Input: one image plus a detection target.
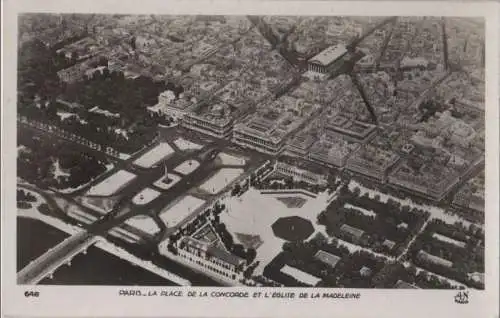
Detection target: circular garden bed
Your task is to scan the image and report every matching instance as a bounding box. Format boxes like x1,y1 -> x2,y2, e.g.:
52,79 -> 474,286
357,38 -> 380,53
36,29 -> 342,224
272,216 -> 314,242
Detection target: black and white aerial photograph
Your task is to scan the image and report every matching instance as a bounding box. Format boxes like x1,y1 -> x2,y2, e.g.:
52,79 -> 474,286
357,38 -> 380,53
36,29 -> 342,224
16,14 -> 486,290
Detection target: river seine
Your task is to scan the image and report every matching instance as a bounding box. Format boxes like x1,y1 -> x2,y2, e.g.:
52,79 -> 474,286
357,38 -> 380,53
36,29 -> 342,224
17,218 -> 219,286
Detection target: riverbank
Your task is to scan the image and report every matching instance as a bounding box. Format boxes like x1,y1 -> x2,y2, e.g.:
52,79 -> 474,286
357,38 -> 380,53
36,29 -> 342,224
17,187 -> 189,286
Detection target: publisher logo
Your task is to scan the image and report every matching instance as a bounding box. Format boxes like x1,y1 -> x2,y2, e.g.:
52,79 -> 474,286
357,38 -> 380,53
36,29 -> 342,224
454,291 -> 469,304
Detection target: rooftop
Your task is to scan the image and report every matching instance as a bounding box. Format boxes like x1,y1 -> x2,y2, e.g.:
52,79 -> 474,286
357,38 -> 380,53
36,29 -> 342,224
207,245 -> 245,267
340,224 -> 365,239
190,101 -> 235,125
325,115 -> 377,140
310,138 -> 360,160
181,236 -> 245,267
309,44 -> 347,66
417,250 -> 453,268
359,266 -> 372,276
394,280 -> 420,289
287,133 -> 317,151
276,155 -> 329,176
235,95 -> 319,142
348,144 -> 400,168
280,265 -> 321,286
181,236 -> 209,252
382,239 -> 396,250
314,250 -> 341,268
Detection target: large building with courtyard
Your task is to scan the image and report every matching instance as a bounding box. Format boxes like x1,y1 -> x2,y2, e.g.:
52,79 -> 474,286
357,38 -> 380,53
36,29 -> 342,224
346,145 -> 401,182
182,102 -> 235,139
323,115 -> 377,144
388,161 -> 461,201
232,116 -> 288,155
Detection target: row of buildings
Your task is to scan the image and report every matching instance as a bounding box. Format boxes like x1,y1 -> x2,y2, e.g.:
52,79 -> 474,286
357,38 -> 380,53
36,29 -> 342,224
150,81 -> 478,203
49,16 -> 483,205
273,160 -> 328,186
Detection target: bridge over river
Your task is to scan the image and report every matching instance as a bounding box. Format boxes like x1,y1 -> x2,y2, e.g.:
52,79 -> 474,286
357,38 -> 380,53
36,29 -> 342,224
17,232 -> 99,285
